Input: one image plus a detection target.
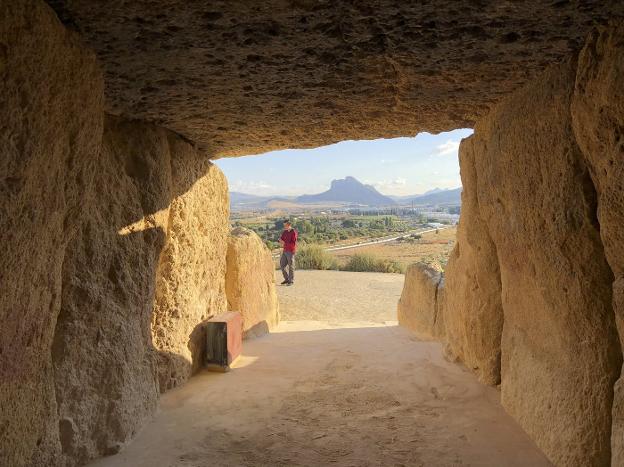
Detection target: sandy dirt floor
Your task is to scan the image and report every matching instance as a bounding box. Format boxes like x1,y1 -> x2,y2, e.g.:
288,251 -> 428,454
91,271 -> 550,467
277,270 -> 404,322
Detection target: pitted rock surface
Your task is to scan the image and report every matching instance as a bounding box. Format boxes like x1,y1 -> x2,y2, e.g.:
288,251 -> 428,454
397,262 -> 445,340
468,59 -> 621,466
47,0 -> 624,156
225,227 -> 280,338
572,21 -> 624,465
443,135 -> 503,387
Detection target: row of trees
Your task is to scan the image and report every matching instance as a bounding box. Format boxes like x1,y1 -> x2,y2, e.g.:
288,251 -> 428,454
244,215 -> 409,250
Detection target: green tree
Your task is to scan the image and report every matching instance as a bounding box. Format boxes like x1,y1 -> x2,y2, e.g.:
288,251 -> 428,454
302,220 -> 314,234
383,216 -> 394,227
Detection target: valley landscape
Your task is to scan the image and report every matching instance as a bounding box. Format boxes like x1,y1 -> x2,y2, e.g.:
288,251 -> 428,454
230,176 -> 461,272
230,175 -> 462,212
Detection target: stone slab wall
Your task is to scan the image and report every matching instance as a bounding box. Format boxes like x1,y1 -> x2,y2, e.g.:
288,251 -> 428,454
397,262 -> 445,340
52,115 -> 224,465
571,21 -> 624,466
0,2 -> 104,465
152,137 -> 229,392
52,117 -> 229,466
401,24 -> 624,465
51,117 -> 169,464
0,3 -> 230,465
442,137 -> 503,386
225,227 -> 280,339
471,58 -> 621,466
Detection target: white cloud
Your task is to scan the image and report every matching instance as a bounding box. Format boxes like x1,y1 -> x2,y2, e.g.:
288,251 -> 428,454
228,179 -> 327,197
368,177 -> 409,195
229,180 -> 275,194
433,139 -> 461,157
435,177 -> 463,189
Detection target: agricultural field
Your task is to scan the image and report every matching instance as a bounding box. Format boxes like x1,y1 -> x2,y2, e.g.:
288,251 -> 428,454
232,208 -> 457,252
330,227 -> 457,271
234,206 -> 459,273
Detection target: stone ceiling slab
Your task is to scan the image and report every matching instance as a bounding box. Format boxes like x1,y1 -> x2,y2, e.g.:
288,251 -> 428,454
47,0 -> 624,156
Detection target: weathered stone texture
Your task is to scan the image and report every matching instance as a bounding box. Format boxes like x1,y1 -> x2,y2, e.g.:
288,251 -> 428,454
4,2 -> 624,466
442,137 -> 503,386
0,2 -> 104,465
572,21 -> 624,466
46,0 -> 624,156
0,3 -> 231,464
397,262 -> 445,340
471,59 -> 621,466
151,147 -> 229,392
225,227 -> 280,339
52,117 -> 229,464
51,117 -> 173,465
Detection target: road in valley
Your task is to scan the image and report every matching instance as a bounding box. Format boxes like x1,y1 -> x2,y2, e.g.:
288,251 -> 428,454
324,226 -> 449,252
271,226 -> 450,258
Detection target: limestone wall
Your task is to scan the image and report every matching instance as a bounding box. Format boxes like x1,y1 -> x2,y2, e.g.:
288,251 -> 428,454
0,2 -> 104,465
151,137 -> 229,392
400,22 -> 624,465
51,117 -> 168,465
443,137 -> 503,386
399,139 -> 503,386
225,227 -> 280,338
51,116 -> 229,464
397,263 -> 445,340
0,3 -> 230,465
471,58 -> 621,466
571,21 -> 624,465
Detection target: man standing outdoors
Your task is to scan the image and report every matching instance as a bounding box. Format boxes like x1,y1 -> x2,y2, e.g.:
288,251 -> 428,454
279,219 -> 298,286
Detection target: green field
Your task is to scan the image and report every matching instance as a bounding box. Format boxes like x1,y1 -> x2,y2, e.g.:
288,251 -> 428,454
232,210 -> 456,253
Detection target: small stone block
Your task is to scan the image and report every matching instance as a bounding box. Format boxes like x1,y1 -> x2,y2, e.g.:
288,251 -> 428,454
205,311 -> 243,371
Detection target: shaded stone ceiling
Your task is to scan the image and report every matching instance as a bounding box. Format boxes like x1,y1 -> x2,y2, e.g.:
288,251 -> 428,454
47,0 -> 623,157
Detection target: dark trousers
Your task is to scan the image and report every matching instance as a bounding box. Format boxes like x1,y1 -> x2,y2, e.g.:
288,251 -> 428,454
280,251 -> 295,282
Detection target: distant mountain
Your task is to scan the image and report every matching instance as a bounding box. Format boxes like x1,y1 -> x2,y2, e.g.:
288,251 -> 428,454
404,187 -> 462,205
296,176 -> 397,206
229,192 -> 297,210
423,187 -> 444,195
388,194 -> 416,202
230,183 -> 460,211
390,187 -> 451,202
229,191 -> 267,204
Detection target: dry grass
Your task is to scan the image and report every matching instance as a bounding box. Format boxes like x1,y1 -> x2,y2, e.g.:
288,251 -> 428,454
331,227 -> 457,270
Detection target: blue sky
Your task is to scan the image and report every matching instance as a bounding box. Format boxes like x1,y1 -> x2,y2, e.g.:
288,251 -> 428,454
214,128 -> 473,197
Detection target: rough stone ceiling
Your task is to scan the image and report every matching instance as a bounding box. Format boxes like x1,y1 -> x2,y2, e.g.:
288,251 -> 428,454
48,0 -> 623,157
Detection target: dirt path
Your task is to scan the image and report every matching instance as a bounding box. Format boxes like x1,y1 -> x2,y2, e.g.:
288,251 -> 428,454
91,271 -> 550,467
277,270 -> 404,322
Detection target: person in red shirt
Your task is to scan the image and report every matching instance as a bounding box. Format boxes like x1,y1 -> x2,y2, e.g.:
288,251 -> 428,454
279,219 -> 298,285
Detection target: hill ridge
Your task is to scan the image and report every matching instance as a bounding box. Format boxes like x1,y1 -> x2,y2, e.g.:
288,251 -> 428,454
296,176 -> 397,206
